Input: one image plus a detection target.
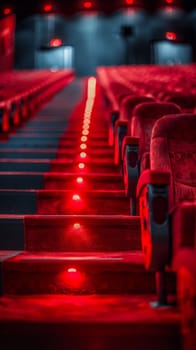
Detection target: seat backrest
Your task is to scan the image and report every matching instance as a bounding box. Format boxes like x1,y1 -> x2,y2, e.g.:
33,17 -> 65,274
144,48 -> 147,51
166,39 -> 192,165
151,113 -> 196,208
120,95 -> 156,125
131,102 -> 181,160
165,93 -> 196,112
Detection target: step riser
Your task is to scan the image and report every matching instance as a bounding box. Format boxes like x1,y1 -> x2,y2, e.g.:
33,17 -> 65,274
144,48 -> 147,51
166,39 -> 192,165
3,140 -> 83,146
7,140 -> 109,148
37,197 -> 129,215
25,216 -> 141,252
0,324 -> 181,350
0,197 -> 129,215
0,162 -> 118,172
0,174 -> 124,190
2,265 -> 156,295
0,144 -> 113,156
0,216 -> 141,251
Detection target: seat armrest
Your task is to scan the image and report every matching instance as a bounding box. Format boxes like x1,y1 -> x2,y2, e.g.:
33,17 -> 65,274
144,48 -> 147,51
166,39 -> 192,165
137,169 -> 171,198
137,169 -> 171,271
122,136 -> 140,214
122,136 -> 139,159
115,119 -> 128,128
114,121 -> 128,166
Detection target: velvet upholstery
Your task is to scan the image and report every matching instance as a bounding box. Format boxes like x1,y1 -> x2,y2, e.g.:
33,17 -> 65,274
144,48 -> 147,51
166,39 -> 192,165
171,202 -> 196,258
164,93 -> 196,112
151,113 -> 196,209
120,95 -> 155,126
130,102 -> 181,168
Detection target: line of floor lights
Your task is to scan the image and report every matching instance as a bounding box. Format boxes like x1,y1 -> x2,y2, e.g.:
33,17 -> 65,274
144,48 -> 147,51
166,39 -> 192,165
67,77 -> 97,278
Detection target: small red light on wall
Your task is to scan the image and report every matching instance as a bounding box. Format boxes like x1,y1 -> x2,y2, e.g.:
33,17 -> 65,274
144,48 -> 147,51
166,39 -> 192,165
165,31 -> 177,40
125,0 -> 134,5
3,7 -> 11,15
50,38 -> 62,47
166,0 -> 173,4
43,3 -> 53,12
83,1 -> 93,9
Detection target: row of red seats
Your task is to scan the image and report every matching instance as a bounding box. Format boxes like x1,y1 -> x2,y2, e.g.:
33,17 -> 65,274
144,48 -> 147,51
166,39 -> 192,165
0,69 -> 74,133
97,65 -> 196,335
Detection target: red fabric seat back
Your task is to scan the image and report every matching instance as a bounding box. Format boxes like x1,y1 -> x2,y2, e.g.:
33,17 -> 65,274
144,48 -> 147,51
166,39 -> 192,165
151,113 -> 196,208
131,102 -> 181,161
164,93 -> 196,112
120,95 -> 156,124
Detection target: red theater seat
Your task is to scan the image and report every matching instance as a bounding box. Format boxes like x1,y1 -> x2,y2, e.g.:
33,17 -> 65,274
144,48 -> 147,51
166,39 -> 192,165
114,95 -> 155,166
0,70 -> 74,133
122,102 -> 181,214
137,113 -> 196,306
0,102 -> 9,132
164,93 -> 196,113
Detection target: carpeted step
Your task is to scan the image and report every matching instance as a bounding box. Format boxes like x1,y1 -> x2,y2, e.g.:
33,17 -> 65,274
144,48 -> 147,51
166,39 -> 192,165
0,172 -> 124,190
0,189 -> 129,215
2,129 -> 108,139
0,294 -> 181,350
0,158 -> 119,173
0,214 -> 141,251
1,251 -> 173,295
9,135 -> 109,148
0,148 -> 114,162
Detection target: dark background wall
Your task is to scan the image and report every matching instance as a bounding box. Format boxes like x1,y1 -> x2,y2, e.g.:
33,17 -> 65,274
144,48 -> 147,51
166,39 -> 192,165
14,8 -> 196,76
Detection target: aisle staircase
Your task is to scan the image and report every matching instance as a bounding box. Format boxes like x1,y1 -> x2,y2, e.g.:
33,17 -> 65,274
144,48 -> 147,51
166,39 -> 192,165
0,78 -> 181,350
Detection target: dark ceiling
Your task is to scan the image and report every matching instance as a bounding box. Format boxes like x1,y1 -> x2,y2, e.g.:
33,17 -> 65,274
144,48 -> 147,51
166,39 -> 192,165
0,0 -> 195,19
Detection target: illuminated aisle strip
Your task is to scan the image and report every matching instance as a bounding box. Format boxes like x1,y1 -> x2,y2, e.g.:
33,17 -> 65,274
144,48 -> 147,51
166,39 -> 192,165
66,77 -> 97,278
75,76 -> 96,183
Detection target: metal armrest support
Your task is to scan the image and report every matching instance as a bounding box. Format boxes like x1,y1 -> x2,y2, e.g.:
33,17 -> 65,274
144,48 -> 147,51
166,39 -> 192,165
137,169 -> 171,270
114,120 -> 128,167
122,136 -> 139,215
108,110 -> 119,146
137,170 -> 171,306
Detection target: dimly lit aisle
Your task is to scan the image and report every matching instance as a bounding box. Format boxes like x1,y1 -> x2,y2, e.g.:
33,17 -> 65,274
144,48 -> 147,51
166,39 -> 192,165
0,77 -> 181,350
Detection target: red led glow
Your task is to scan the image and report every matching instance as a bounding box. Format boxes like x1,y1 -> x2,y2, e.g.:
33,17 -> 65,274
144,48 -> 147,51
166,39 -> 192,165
80,143 -> 87,150
43,4 -> 53,12
80,152 -> 87,159
81,136 -> 87,142
166,0 -> 173,4
72,194 -> 81,201
50,38 -> 62,47
58,268 -> 86,289
78,163 -> 85,169
73,223 -> 81,229
165,31 -> 177,40
82,130 -> 89,135
83,1 -> 93,9
125,0 -> 134,5
83,124 -> 90,130
68,268 -> 77,273
3,7 -> 11,15
76,177 -> 84,184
